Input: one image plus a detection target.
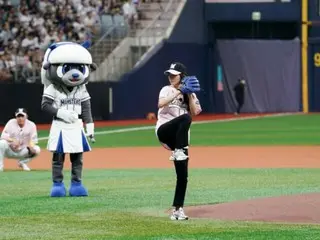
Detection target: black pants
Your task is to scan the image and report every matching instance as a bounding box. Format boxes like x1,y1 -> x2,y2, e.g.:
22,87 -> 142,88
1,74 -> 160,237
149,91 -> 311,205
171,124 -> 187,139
52,152 -> 83,183
157,114 -> 191,208
236,97 -> 244,114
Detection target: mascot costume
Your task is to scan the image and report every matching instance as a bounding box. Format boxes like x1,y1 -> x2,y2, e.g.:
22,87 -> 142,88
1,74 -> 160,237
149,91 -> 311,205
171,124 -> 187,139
41,41 -> 97,197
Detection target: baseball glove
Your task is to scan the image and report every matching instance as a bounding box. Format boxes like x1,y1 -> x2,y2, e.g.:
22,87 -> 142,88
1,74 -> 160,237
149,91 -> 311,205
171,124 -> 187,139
179,76 -> 201,94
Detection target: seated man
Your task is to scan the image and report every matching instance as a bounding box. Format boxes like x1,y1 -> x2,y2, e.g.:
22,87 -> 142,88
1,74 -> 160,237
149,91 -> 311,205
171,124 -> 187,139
0,108 -> 41,171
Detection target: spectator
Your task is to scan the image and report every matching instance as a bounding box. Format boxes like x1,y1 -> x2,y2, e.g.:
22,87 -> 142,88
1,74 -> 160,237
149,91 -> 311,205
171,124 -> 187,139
21,32 -> 38,49
31,12 -> 45,28
83,11 -> 99,34
78,27 -> 86,41
122,0 -> 137,27
56,11 -> 70,28
31,46 -> 43,70
0,23 -> 13,45
73,14 -> 85,31
23,48 -> 33,69
14,48 -> 26,67
3,52 -> 17,74
11,22 -> 21,37
0,51 -> 13,81
0,0 -> 143,82
56,29 -> 66,41
82,0 -> 95,15
37,34 -> 49,49
106,0 -> 121,15
19,7 -> 32,27
39,0 -> 49,12
43,30 -> 59,47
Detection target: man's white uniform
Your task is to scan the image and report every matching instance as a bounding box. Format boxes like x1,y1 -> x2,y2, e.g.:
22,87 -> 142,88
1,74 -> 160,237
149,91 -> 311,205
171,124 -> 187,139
43,84 -> 91,153
0,112 -> 40,171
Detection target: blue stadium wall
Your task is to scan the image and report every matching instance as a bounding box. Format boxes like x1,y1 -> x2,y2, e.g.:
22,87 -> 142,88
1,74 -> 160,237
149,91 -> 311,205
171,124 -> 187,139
206,0 -> 320,113
111,0 -> 210,120
111,0 -> 320,120
308,0 -> 320,112
3,0 -> 320,124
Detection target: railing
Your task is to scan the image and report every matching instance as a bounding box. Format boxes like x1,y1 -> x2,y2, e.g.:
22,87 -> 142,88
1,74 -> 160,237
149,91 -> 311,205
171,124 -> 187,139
89,26 -> 117,66
135,0 -> 175,57
1,64 -> 42,84
101,0 -> 177,81
89,20 -> 131,67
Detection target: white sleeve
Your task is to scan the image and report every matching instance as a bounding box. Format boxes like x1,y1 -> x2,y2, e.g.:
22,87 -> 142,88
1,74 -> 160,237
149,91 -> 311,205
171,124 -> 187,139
30,122 -> 38,144
81,85 -> 91,102
159,86 -> 171,99
0,121 -> 11,140
43,84 -> 56,100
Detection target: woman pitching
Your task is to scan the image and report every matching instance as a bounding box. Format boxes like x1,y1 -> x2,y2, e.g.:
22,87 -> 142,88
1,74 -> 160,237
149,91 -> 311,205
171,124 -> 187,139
155,62 -> 202,220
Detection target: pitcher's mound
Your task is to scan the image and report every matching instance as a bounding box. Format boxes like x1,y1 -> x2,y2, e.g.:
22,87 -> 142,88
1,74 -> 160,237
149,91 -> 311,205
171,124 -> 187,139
185,193 -> 320,224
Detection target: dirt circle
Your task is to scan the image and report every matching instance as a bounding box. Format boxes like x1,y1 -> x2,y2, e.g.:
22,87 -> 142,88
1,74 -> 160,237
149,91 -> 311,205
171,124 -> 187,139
185,193 -> 320,224
3,145 -> 320,224
3,146 -> 320,170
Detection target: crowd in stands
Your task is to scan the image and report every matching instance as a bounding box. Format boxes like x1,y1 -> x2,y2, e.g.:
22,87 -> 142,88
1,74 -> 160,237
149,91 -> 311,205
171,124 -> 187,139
0,0 -> 149,82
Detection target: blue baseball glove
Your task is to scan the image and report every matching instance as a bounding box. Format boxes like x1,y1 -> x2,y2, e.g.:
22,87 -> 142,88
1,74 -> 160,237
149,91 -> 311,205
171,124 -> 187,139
179,76 -> 201,94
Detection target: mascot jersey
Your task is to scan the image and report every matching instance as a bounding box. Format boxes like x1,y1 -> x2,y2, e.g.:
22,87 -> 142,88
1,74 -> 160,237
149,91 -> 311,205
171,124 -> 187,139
43,84 -> 91,153
43,84 -> 90,116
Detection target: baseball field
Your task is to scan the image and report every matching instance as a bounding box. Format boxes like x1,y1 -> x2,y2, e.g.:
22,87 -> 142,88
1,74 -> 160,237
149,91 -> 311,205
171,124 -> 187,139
1,113 -> 320,239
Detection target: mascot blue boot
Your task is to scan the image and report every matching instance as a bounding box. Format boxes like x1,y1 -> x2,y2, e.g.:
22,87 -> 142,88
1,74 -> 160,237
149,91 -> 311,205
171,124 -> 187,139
69,181 -> 88,197
40,41 -> 96,198
68,153 -> 88,197
50,182 -> 66,197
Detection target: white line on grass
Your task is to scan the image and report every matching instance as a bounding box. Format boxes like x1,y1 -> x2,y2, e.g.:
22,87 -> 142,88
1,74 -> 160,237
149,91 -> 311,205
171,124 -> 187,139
38,112 -> 301,141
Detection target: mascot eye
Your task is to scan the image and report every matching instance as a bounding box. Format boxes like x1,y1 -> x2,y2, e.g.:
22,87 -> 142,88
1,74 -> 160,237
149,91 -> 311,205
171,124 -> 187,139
77,64 -> 85,74
62,64 -> 71,74
62,64 -> 86,74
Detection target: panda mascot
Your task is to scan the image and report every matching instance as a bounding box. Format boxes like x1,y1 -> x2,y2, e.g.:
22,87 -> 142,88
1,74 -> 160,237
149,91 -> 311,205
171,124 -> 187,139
41,41 -> 97,197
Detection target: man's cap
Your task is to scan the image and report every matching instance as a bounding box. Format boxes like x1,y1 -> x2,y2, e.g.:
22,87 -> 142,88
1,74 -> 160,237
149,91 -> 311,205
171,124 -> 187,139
164,62 -> 187,76
15,108 -> 27,117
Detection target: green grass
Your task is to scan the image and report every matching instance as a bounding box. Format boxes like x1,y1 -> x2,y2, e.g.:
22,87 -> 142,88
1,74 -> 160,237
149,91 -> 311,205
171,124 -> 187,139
1,169 -> 320,239
2,114 -> 320,239
37,114 -> 320,148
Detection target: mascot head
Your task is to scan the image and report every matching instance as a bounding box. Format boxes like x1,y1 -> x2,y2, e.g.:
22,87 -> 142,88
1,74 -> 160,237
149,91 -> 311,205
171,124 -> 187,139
41,41 -> 97,88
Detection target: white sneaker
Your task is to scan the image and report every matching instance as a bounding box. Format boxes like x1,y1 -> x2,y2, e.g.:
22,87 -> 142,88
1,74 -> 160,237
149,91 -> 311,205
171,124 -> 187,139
170,207 -> 189,220
18,162 -> 31,171
169,151 -> 175,161
173,149 -> 188,161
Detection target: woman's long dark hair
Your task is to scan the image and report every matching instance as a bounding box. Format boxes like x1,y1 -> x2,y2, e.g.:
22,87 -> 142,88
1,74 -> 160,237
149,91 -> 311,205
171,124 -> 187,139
179,73 -> 190,112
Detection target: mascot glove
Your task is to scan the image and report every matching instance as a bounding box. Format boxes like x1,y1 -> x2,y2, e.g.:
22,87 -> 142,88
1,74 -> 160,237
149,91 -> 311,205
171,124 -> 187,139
86,123 -> 95,143
86,123 -> 94,136
56,109 -> 78,123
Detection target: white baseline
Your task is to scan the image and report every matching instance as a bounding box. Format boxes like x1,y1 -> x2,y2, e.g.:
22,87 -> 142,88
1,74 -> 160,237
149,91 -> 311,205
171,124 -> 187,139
38,112 -> 300,141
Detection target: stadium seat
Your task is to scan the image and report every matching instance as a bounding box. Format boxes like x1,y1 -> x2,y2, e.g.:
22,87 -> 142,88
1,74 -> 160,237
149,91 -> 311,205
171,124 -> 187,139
113,14 -> 126,26
101,14 -> 114,34
113,15 -> 128,38
10,0 -> 19,6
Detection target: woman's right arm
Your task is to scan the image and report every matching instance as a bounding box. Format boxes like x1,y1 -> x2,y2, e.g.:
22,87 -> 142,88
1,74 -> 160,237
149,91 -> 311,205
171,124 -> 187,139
158,88 -> 181,108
